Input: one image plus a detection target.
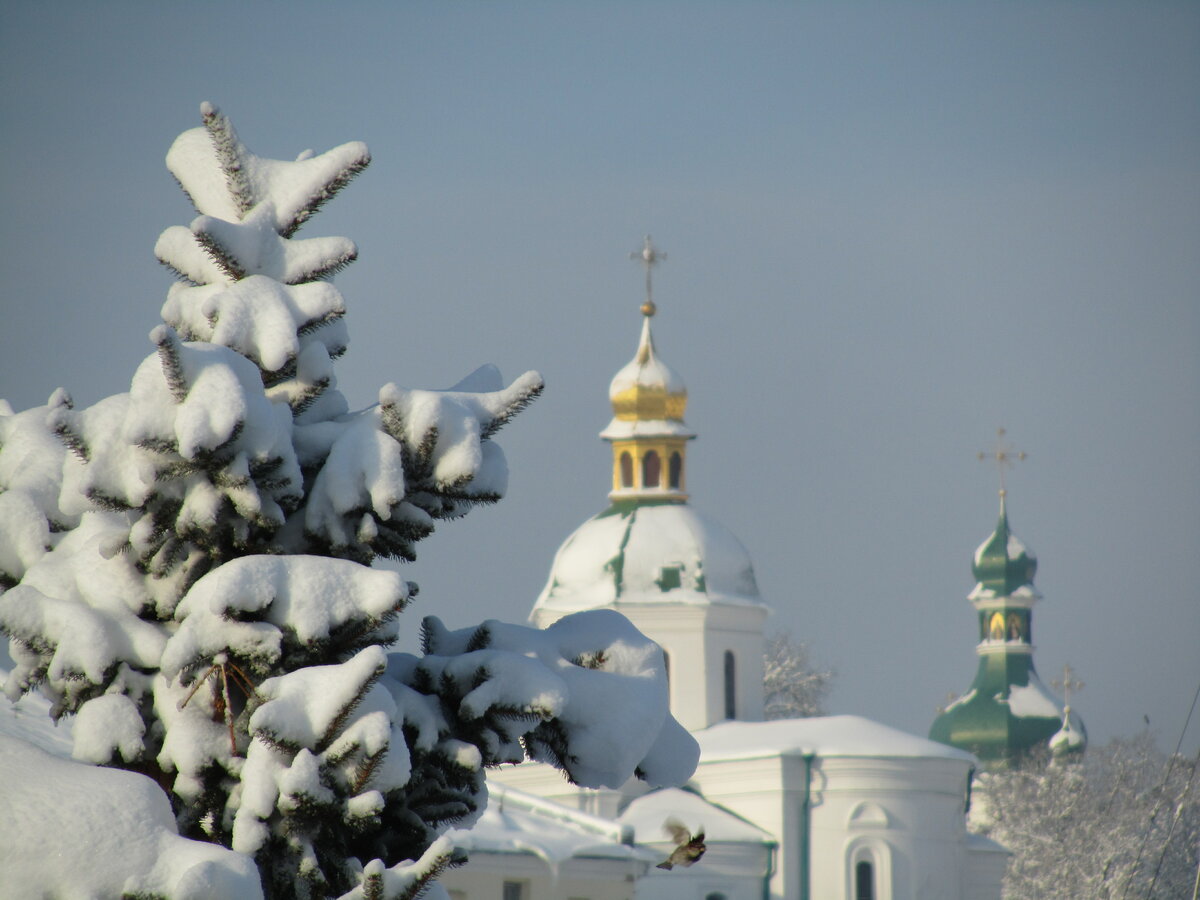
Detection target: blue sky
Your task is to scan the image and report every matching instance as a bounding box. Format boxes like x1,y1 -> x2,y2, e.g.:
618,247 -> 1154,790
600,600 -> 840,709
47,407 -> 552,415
2,1 -> 1198,754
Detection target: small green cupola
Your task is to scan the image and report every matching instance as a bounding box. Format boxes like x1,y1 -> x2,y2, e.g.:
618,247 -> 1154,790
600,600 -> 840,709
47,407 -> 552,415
971,491 -> 1038,597
930,442 -> 1086,767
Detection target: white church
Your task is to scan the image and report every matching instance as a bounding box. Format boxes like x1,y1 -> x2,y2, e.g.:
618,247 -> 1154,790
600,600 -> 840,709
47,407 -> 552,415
438,239 -> 1009,900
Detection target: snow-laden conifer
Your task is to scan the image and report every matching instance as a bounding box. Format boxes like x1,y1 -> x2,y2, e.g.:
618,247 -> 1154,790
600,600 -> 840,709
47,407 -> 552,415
0,104 -> 697,899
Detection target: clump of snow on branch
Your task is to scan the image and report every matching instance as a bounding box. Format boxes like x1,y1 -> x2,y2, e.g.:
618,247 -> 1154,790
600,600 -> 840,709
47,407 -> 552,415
415,609 -> 698,789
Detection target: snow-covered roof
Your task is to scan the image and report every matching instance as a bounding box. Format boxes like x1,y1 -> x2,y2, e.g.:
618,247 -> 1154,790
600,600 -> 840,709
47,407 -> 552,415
1004,675 -> 1064,719
533,502 -> 765,615
618,788 -> 774,845
1048,712 -> 1086,755
599,418 -> 695,440
446,780 -> 656,866
695,715 -> 977,763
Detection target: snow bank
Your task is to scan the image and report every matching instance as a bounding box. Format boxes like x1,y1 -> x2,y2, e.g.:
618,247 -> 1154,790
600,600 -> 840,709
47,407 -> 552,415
0,734 -> 262,899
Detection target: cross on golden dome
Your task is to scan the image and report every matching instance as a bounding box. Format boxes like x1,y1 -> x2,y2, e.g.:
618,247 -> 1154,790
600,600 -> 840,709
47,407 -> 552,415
631,235 -> 666,317
978,427 -> 1027,497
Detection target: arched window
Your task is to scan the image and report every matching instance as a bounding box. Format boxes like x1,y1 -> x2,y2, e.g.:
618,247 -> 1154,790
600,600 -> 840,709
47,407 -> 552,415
619,452 -> 633,488
668,451 -> 682,489
855,861 -> 875,900
846,841 -> 889,900
642,450 -> 661,488
704,894 -> 728,900
723,651 -> 736,719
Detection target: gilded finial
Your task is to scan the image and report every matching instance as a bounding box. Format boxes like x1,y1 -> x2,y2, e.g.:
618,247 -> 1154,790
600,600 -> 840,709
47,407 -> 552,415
631,235 -> 666,317
978,427 -> 1026,497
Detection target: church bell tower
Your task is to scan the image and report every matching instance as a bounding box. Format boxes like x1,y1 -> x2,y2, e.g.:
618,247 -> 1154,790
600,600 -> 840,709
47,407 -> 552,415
530,237 -> 769,731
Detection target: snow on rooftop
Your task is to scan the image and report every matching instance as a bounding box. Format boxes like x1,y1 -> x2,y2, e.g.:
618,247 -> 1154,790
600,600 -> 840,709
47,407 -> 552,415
694,715 -> 976,763
1003,676 -> 1064,720
446,780 -> 655,867
618,787 -> 773,845
968,583 -> 1041,602
535,503 -> 764,615
599,418 -> 695,440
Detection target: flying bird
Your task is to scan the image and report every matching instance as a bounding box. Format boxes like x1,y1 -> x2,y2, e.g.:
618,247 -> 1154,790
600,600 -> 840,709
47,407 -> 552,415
656,817 -> 706,870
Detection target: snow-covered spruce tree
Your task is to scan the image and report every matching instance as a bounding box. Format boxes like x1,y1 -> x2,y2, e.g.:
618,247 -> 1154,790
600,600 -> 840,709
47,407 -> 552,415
0,104 -> 696,900
763,629 -> 833,720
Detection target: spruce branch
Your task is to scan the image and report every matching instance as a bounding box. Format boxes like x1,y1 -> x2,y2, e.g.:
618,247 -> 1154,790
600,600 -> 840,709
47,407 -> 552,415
296,308 -> 346,336
480,377 -> 544,440
288,246 -> 358,285
155,254 -> 202,287
352,747 -> 388,795
465,624 -> 490,653
318,659 -> 386,754
279,152 -> 371,239
287,376 -> 330,416
201,102 -> 255,218
150,326 -> 189,403
193,230 -> 247,281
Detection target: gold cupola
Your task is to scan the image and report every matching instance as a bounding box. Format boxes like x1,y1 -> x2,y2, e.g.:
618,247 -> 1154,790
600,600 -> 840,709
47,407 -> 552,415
600,237 -> 695,501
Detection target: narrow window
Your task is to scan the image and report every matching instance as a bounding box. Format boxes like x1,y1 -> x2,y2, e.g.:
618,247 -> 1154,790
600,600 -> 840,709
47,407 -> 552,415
643,450 -> 661,488
662,650 -> 671,688
705,894 -> 729,900
855,861 -> 874,900
620,451 -> 633,488
502,882 -> 524,900
723,650 -> 736,719
668,451 -> 682,489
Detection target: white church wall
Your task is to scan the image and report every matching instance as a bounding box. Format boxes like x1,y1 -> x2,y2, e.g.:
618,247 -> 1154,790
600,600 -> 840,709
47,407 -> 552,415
609,602 -> 767,730
688,749 -> 984,900
686,754 -> 800,899
809,756 -> 975,900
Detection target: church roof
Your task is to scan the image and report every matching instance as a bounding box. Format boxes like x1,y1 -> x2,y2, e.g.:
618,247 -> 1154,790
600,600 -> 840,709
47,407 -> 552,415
447,780 -> 655,864
618,788 -> 774,845
533,500 -> 764,614
695,715 -> 976,764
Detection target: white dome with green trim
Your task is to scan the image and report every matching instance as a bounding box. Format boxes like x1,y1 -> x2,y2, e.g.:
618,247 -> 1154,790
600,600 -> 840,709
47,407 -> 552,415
533,499 -> 764,615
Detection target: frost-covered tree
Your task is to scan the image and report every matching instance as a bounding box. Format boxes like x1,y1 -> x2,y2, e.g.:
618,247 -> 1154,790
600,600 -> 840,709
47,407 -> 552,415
0,104 -> 696,900
975,734 -> 1199,900
763,630 -> 833,720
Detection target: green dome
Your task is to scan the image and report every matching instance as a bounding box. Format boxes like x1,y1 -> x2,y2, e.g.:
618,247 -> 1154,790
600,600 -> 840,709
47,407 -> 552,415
929,655 -> 1082,768
931,489 -> 1086,766
971,492 -> 1037,597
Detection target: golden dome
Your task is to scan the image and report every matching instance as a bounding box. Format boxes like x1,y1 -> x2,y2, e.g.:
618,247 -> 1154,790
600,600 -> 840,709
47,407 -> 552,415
608,315 -> 688,423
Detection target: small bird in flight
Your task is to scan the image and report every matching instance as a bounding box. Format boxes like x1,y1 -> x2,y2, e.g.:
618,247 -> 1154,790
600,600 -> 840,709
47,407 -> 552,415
656,817 -> 706,870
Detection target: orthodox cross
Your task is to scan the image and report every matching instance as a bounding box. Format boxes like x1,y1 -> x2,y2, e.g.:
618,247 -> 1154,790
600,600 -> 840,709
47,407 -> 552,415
631,235 -> 666,317
978,427 -> 1026,496
1052,664 -> 1084,708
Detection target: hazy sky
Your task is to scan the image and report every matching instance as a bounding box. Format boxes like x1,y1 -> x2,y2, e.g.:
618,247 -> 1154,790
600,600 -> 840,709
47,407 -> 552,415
2,2 -> 1198,755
